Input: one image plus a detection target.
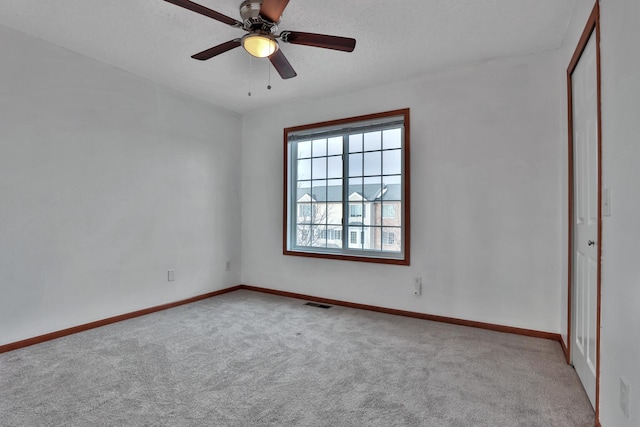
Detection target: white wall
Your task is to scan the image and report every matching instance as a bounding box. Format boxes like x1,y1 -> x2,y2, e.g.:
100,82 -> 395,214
241,50 -> 564,333
0,26 -> 243,346
598,1 -> 640,425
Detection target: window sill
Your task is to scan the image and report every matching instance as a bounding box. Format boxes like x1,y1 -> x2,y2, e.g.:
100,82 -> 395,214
283,247 -> 409,266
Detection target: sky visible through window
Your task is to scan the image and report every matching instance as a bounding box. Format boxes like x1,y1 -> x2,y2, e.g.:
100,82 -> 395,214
296,129 -> 402,187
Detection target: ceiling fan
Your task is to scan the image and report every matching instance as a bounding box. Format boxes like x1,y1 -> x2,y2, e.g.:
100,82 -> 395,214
164,0 -> 357,79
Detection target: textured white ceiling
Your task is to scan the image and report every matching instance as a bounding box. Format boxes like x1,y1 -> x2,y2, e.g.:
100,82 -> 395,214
0,0 -> 576,113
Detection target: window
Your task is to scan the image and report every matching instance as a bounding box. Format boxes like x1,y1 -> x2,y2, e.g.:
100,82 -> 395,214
284,109 -> 410,265
326,229 -> 341,241
349,204 -> 363,218
319,229 -> 342,241
382,231 -> 395,245
299,204 -> 313,218
382,205 -> 396,218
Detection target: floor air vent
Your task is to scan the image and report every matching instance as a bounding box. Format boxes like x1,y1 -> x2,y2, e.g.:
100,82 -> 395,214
304,302 -> 332,309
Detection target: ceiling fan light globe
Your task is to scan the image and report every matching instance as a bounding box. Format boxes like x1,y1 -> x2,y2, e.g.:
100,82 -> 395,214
242,34 -> 278,58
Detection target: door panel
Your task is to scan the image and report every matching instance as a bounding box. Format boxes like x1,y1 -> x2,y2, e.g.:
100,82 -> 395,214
571,31 -> 598,408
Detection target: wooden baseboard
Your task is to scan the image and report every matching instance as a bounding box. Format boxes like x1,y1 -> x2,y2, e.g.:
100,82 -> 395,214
0,285 -> 242,354
2,283 -> 562,354
238,285 -> 561,342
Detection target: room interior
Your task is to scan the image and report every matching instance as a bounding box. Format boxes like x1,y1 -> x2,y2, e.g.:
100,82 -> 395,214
0,1 -> 638,426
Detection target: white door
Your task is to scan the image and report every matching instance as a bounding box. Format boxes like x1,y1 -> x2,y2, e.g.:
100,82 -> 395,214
571,31 -> 598,408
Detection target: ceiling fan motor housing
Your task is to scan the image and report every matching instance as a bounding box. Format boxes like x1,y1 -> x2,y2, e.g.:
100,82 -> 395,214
240,0 -> 278,33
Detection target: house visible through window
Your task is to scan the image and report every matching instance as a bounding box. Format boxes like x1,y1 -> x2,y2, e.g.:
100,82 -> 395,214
298,204 -> 313,218
284,109 -> 410,265
382,231 -> 395,245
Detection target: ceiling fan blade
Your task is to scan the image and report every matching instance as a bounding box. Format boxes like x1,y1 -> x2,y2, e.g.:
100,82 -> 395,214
191,39 -> 242,60
164,0 -> 242,27
281,31 -> 356,52
269,49 -> 297,79
259,0 -> 290,23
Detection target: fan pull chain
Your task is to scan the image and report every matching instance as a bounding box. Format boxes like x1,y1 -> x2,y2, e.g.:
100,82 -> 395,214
248,56 -> 252,97
267,60 -> 272,90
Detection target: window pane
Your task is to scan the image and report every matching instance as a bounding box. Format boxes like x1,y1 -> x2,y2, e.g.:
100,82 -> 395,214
323,179 -> 342,227
383,175 -> 401,186
298,180 -> 312,190
349,203 -> 363,219
348,226 -> 363,249
349,153 -> 363,177
309,178 -> 335,227
296,183 -> 311,203
325,203 -> 342,228
313,225 -> 327,248
348,177 -> 363,204
382,181 -> 401,202
364,131 -> 381,151
361,227 -> 374,250
310,180 -> 327,201
349,230 -> 358,244
297,140 -> 312,158
296,224 -> 312,246
297,202 -> 312,222
349,134 -> 363,153
312,139 -> 326,157
364,151 -> 381,176
326,179 -> 342,202
327,137 -> 342,156
327,156 -> 342,179
368,202 -> 381,228
326,227 -> 342,248
383,149 -> 401,176
382,227 -> 401,252
369,227 -> 382,251
312,157 -> 327,180
383,128 -> 402,149
312,203 -> 326,225
382,202 -> 401,226
362,176 -> 381,225
297,159 -> 311,180
364,175 -> 381,187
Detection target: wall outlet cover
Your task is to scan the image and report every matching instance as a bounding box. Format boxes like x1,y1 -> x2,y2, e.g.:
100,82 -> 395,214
620,376 -> 630,418
413,277 -> 422,296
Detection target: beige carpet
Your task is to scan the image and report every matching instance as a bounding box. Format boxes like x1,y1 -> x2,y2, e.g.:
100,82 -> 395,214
1,289 -> 594,426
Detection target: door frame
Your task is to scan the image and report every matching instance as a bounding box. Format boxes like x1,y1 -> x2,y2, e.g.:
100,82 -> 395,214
566,1 -> 602,424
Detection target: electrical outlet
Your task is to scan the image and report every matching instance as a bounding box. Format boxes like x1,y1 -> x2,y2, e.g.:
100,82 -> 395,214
168,270 -> 175,282
225,261 -> 231,271
413,277 -> 422,296
620,376 -> 630,418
